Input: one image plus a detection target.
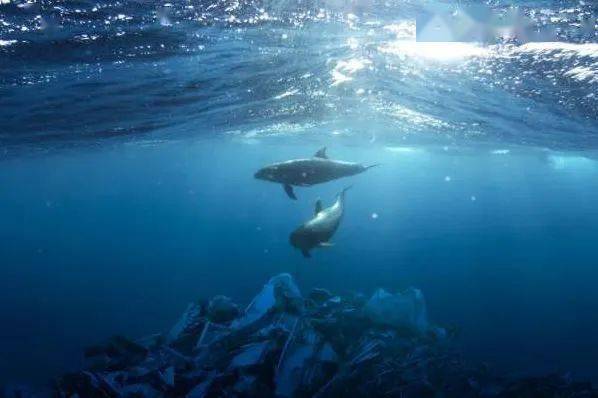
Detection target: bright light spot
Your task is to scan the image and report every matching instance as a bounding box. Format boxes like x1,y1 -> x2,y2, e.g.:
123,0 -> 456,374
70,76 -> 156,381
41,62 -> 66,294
371,213 -> 379,219
0,39 -> 17,47
274,88 -> 299,99
331,70 -> 352,86
564,66 -> 598,84
336,58 -> 371,74
470,196 -> 477,201
383,22 -> 416,39
347,37 -> 359,50
444,176 -> 451,182
512,42 -> 598,59
383,105 -> 449,129
159,14 -> 172,26
548,155 -> 597,171
331,58 -> 371,86
281,33 -> 288,39
379,41 -> 490,62
385,146 -> 424,154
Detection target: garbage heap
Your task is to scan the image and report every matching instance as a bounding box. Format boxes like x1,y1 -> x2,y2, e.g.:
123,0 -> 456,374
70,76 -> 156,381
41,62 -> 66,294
44,274 -> 595,397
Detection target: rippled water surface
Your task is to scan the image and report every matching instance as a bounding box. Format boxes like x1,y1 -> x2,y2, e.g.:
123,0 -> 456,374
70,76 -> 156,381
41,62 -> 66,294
1,0 -> 597,149
1,0 -> 598,390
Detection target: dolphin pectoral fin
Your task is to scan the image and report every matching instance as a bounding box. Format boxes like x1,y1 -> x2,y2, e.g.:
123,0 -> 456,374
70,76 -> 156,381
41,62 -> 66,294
301,249 -> 311,258
283,184 -> 297,200
319,242 -> 334,248
314,199 -> 322,215
314,147 -> 328,159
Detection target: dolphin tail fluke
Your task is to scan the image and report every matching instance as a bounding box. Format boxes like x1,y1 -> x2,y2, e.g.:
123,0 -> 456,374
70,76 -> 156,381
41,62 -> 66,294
283,184 -> 297,200
339,185 -> 352,200
301,249 -> 311,258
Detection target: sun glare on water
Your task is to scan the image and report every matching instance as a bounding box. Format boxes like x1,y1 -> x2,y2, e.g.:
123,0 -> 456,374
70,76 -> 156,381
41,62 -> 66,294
377,20 -> 490,62
380,40 -> 490,62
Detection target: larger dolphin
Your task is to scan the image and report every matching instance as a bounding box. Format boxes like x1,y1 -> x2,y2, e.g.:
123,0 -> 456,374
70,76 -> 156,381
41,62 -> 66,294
254,147 -> 377,199
289,187 -> 350,258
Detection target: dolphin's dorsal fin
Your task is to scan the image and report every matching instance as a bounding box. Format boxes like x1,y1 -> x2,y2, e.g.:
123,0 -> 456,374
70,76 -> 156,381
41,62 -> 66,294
314,199 -> 323,215
314,147 -> 327,159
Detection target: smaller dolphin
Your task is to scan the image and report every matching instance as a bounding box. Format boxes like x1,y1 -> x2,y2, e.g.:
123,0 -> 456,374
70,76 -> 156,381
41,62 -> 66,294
254,147 -> 377,199
290,187 -> 351,258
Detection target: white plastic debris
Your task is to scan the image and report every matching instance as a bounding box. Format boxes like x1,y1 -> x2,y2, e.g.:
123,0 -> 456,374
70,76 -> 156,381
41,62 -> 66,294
275,328 -> 319,397
160,366 -> 175,387
229,341 -> 271,369
195,321 -> 229,349
232,273 -> 301,329
168,301 -> 203,342
364,288 -> 428,333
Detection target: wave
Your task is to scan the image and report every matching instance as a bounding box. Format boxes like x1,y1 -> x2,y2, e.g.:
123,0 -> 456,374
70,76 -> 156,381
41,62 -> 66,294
0,0 -> 597,150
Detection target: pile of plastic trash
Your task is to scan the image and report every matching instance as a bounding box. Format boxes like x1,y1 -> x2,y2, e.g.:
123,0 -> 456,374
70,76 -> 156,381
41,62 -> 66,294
6,274 -> 597,397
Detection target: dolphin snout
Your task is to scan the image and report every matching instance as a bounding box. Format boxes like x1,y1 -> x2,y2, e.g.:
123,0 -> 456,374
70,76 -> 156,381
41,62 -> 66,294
254,169 -> 266,180
255,167 -> 278,182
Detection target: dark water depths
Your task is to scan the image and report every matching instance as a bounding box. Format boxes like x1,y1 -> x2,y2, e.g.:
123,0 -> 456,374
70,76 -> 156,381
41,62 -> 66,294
1,0 -> 598,389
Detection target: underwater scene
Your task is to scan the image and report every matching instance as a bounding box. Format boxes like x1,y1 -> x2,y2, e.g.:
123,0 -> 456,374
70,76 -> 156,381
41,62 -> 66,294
1,0 -> 598,396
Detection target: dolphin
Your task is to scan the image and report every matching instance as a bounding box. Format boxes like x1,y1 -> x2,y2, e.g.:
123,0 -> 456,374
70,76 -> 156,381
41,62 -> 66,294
254,147 -> 377,199
289,187 -> 351,258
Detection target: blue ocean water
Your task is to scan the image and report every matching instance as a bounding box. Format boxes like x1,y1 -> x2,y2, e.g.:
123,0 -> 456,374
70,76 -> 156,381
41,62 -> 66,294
1,0 -> 598,390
